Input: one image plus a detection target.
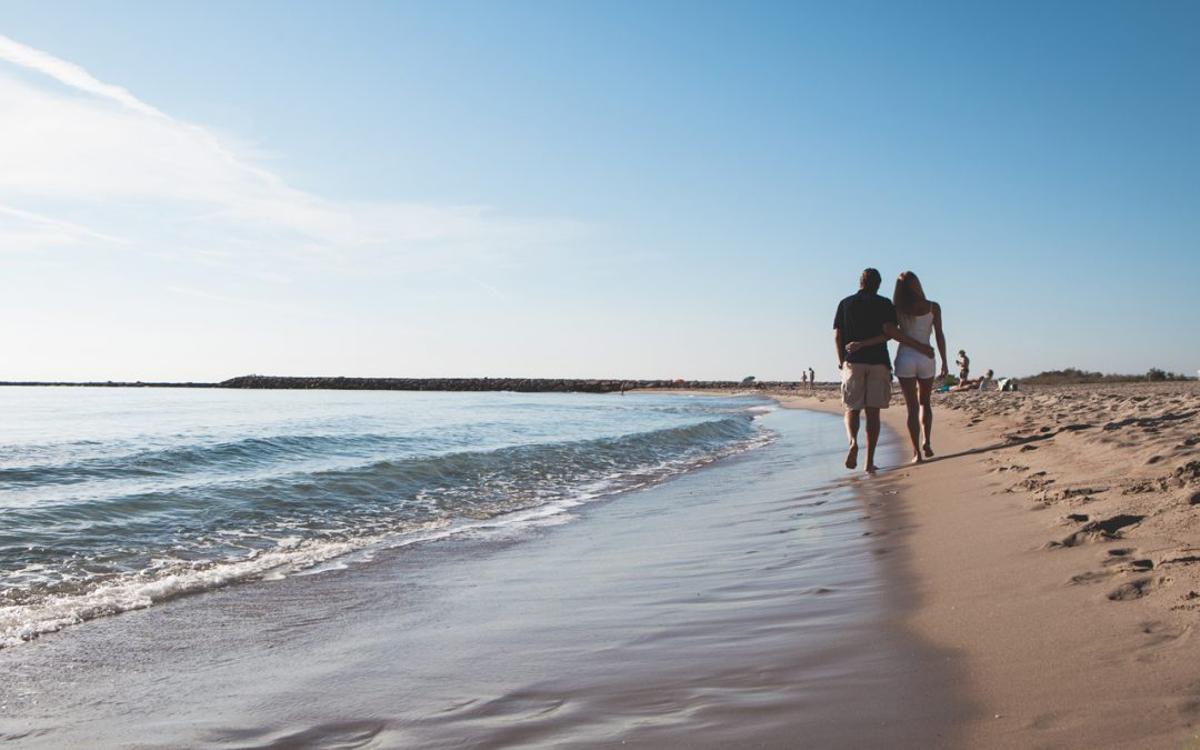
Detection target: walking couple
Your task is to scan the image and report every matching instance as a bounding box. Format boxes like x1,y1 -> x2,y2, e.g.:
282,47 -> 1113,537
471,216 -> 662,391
832,268 -> 947,473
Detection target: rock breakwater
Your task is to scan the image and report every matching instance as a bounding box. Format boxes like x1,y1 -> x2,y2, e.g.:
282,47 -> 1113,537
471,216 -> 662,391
218,376 -> 809,393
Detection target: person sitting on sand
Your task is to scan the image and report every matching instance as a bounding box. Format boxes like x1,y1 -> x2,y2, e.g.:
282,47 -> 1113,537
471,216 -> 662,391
833,268 -> 935,474
956,349 -> 970,382
950,369 -> 995,392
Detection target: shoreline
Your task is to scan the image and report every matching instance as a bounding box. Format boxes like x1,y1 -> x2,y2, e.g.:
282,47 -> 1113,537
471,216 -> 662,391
0,400 -> 963,748
776,382 -> 1200,748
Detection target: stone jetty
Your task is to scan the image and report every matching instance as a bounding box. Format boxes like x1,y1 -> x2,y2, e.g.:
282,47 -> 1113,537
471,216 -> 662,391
2,376 -> 815,393
218,376 -> 806,393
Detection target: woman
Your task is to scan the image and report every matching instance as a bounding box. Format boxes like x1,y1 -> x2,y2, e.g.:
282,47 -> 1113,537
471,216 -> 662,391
845,271 -> 947,462
892,272 -> 947,461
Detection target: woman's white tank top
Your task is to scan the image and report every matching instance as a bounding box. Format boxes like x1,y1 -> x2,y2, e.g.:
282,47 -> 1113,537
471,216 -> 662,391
898,310 -> 934,350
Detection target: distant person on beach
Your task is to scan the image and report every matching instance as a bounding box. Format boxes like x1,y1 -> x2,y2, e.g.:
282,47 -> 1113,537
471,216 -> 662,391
956,350 -> 970,382
801,371 -> 808,388
845,271 -> 946,464
808,367 -> 815,388
833,268 -> 934,473
951,368 -> 995,391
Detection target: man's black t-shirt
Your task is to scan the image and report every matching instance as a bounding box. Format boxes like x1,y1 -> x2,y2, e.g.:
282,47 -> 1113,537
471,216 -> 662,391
833,290 -> 898,367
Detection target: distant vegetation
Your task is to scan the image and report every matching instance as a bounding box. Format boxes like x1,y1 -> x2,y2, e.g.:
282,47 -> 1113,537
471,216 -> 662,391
1023,367 -> 1196,385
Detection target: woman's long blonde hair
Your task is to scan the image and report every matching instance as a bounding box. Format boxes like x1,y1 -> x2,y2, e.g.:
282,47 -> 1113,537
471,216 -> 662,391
893,271 -> 927,316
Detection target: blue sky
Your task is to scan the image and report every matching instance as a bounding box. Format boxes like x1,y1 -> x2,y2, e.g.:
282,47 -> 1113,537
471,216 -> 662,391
1,1 -> 1197,381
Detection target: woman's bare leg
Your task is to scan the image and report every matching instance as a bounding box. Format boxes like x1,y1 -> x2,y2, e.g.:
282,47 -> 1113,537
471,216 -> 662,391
918,377 -> 934,456
898,377 -> 921,463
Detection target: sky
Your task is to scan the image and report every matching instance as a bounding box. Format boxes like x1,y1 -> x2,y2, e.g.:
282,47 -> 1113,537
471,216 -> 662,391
1,1 -> 1197,382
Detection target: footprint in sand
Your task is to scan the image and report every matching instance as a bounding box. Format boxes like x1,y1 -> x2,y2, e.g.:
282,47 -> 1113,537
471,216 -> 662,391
1049,514 -> 1145,548
1108,575 -> 1172,601
1057,486 -> 1107,501
1169,591 -> 1200,613
1132,621 -> 1194,663
1070,569 -> 1115,585
1072,558 -> 1154,586
1160,553 -> 1200,566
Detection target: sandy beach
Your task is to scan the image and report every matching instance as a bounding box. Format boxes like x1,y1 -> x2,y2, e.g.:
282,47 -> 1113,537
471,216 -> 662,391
778,381 -> 1200,748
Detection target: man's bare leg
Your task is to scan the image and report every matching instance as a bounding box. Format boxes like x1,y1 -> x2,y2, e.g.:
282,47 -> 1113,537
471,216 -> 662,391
844,409 -> 860,469
864,407 -> 881,473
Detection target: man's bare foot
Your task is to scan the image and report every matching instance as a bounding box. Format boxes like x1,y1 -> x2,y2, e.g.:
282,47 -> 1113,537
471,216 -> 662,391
910,453 -> 923,464
845,443 -> 858,469
865,463 -> 878,474
923,444 -> 934,458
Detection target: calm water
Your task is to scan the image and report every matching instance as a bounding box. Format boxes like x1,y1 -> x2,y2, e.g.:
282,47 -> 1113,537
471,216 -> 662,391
0,387 -> 771,647
0,400 -> 961,749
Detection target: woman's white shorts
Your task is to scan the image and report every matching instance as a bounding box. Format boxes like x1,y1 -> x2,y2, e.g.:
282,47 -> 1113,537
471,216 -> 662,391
894,347 -> 935,379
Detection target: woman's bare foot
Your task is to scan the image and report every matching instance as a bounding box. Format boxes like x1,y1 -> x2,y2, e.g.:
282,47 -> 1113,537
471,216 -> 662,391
865,463 -> 879,474
910,453 -> 923,464
845,443 -> 859,469
923,443 -> 934,458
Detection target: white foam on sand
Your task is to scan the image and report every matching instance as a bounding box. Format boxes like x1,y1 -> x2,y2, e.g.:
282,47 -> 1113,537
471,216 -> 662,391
0,500 -> 591,647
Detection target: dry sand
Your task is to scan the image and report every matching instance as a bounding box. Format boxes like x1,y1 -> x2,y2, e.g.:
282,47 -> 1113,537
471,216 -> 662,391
777,381 -> 1200,749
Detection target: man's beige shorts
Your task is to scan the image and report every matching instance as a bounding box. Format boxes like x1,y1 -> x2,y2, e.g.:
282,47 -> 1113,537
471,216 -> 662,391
841,363 -> 892,410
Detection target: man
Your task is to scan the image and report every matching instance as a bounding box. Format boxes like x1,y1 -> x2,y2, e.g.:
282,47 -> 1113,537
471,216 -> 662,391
808,366 -> 815,389
956,349 -> 970,383
833,268 -> 934,473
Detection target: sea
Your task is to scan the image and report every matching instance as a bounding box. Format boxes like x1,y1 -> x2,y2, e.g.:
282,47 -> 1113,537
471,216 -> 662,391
0,387 -> 964,747
0,387 -> 772,648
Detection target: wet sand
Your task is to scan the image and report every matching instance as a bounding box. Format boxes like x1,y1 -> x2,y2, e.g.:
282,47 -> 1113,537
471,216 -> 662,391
0,407 -> 962,748
779,382 -> 1200,748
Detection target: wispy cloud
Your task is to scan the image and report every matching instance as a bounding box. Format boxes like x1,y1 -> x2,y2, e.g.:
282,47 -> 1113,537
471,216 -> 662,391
0,202 -> 128,248
472,277 -> 509,302
0,34 -> 165,118
0,34 -> 576,276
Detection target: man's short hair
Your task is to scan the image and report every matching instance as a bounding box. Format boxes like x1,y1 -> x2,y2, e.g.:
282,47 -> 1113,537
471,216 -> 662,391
859,268 -> 882,292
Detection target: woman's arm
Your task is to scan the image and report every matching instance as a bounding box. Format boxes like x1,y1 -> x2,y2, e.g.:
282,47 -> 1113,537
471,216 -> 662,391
882,322 -> 935,358
932,302 -> 948,378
